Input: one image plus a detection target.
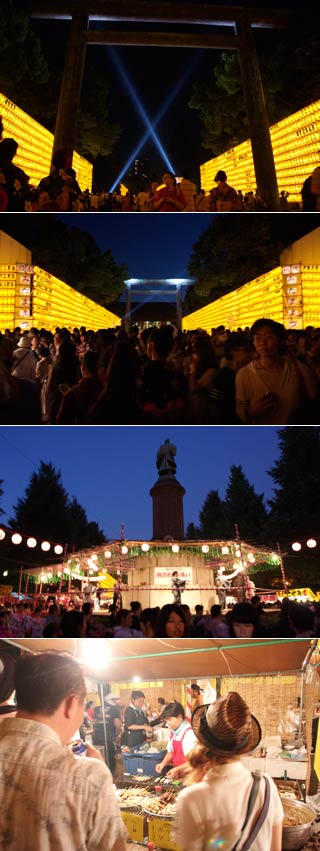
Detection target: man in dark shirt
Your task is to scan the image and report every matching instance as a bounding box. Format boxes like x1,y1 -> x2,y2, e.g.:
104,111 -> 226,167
123,690 -> 152,748
209,332 -> 253,423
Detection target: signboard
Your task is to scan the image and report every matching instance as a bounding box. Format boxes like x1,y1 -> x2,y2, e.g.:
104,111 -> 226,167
154,567 -> 193,587
0,585 -> 13,595
148,817 -> 181,851
278,588 -> 317,601
121,811 -> 146,843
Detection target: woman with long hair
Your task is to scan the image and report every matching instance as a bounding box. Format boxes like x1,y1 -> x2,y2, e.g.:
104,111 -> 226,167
175,692 -> 283,851
154,604 -> 188,638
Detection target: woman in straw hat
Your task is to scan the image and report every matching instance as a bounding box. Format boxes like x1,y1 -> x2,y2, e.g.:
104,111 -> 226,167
174,692 -> 283,851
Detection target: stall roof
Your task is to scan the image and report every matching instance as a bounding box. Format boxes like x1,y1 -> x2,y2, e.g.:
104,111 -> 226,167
2,639 -> 313,681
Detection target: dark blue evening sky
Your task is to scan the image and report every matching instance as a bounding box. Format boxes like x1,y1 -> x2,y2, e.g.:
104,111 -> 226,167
0,427 -> 281,541
58,214 -> 215,280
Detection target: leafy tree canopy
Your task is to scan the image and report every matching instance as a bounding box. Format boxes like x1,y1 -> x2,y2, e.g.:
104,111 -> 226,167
189,20 -> 320,157
267,427 -> 320,544
185,216 -> 319,310
0,0 -> 49,91
10,460 -> 105,549
2,217 -> 127,307
0,5 -> 120,161
187,466 -> 267,543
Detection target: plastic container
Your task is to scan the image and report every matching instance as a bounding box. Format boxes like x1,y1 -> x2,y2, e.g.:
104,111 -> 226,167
122,749 -> 167,777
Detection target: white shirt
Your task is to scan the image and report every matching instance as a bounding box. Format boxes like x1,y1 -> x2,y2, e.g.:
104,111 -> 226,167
174,760 -> 283,851
167,720 -> 197,756
0,717 -> 128,850
236,357 -> 317,424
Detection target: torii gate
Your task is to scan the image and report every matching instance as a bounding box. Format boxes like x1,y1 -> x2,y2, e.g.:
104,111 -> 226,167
30,1 -> 290,210
124,277 -> 192,331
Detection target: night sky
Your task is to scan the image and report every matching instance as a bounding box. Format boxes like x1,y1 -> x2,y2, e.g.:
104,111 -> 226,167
1,213 -> 216,282
21,0 -> 303,184
0,426 -> 281,541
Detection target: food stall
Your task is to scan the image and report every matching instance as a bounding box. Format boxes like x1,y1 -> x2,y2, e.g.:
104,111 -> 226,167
2,638 -> 320,850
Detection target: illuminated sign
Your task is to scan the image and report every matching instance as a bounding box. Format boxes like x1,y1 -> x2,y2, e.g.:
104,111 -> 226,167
183,265 -> 320,332
154,567 -> 193,586
200,100 -> 320,204
0,264 -> 120,332
0,93 -> 93,191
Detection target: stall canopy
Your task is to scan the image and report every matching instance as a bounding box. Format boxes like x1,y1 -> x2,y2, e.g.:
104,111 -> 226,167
3,638 -> 313,681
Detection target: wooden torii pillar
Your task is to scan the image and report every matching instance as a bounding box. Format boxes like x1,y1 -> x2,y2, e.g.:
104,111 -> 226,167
30,1 -> 289,210
52,10 -> 89,161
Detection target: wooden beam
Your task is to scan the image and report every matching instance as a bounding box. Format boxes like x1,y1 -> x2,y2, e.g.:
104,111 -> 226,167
86,29 -> 239,49
29,1 -> 289,29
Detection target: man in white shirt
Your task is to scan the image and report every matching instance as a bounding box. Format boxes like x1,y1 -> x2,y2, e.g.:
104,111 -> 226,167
0,651 -> 127,851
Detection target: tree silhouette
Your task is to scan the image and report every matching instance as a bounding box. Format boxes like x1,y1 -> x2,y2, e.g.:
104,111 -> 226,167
223,465 -> 267,542
266,427 -> 320,544
10,461 -> 105,554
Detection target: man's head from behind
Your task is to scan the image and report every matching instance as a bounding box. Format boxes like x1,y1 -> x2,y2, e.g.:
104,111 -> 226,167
15,652 -> 86,744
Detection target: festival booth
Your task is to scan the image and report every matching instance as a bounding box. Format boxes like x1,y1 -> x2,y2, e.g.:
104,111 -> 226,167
4,638 -> 320,851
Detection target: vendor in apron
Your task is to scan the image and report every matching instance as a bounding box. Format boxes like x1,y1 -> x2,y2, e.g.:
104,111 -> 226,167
155,701 -> 197,779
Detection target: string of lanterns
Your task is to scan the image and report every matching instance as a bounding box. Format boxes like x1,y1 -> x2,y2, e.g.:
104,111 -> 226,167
0,526 -> 64,555
291,538 -> 318,552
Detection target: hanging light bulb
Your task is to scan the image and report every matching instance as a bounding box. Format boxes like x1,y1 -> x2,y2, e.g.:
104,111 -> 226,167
121,545 -> 128,555
104,550 -> 112,559
54,544 -> 63,555
235,549 -> 241,558
221,546 -> 229,555
12,533 -> 22,545
307,539 -> 317,549
202,545 -> 209,554
172,544 -> 180,553
27,537 -> 37,548
141,543 -> 150,552
292,542 -> 302,552
91,554 -> 98,562
41,541 -> 51,552
0,529 -> 5,541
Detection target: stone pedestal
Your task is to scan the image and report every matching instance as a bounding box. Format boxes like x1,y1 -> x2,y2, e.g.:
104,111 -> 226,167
150,477 -> 185,540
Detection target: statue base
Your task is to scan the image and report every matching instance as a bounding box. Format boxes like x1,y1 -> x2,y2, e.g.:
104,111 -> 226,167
150,476 -> 185,540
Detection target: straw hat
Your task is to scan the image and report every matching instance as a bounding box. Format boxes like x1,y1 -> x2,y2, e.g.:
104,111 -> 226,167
191,691 -> 261,756
0,650 -> 16,702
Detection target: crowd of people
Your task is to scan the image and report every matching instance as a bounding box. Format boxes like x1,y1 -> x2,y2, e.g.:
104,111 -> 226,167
0,649 -> 285,850
1,318 -> 320,424
1,595 -> 319,639
0,134 -> 317,211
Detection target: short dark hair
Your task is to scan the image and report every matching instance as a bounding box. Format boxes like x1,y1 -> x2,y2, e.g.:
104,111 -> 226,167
82,350 -> 98,374
250,318 -> 286,344
15,652 -> 86,715
162,701 -> 185,720
60,610 -> 85,637
210,605 -> 222,618
131,690 -> 145,701
215,170 -> 227,182
157,697 -> 166,705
